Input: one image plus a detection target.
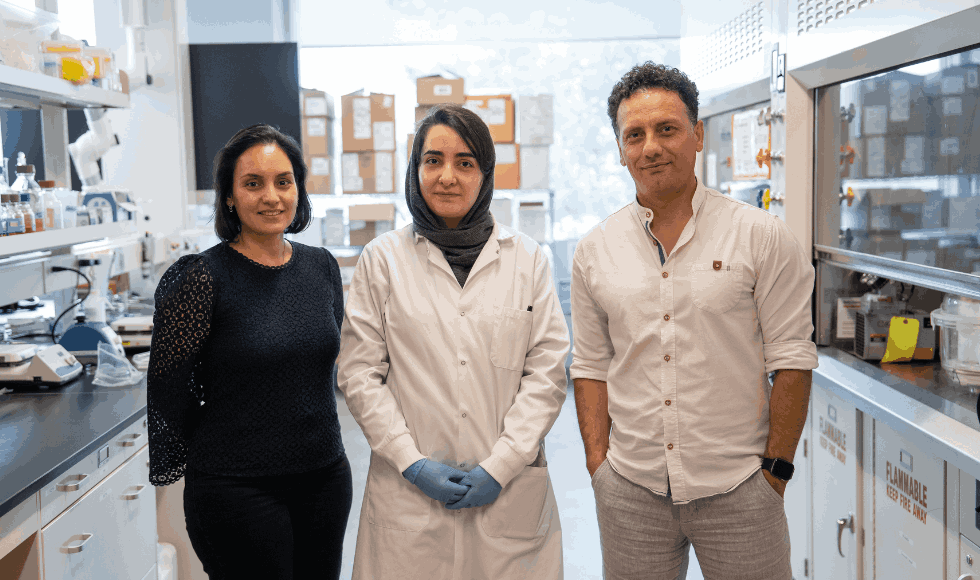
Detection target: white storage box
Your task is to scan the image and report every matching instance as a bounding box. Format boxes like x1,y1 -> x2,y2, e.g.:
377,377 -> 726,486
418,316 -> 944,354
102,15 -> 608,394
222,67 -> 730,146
930,295 -> 980,385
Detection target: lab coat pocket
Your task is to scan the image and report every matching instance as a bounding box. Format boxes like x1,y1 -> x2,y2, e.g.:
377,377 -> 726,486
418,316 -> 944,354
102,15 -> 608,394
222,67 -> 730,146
691,262 -> 745,315
490,307 -> 533,372
365,455 -> 431,532
482,466 -> 550,539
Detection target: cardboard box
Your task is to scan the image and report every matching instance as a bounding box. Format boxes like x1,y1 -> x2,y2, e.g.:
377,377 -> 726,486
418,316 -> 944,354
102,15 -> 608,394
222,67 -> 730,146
464,95 -> 515,143
302,116 -> 330,156
336,254 -> 359,299
301,89 -> 334,118
322,209 -> 345,246
304,155 -> 332,194
519,201 -> 548,243
490,197 -> 512,227
493,143 -> 520,189
341,151 -> 395,193
417,75 -> 465,105
416,105 -> 434,127
342,92 -> 395,152
519,95 -> 554,145
520,145 -> 549,189
349,204 -> 396,247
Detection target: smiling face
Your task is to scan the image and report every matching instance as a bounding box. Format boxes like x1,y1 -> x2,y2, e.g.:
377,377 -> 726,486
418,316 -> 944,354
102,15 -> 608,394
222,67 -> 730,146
227,143 -> 298,240
418,124 -> 484,229
616,88 -> 704,204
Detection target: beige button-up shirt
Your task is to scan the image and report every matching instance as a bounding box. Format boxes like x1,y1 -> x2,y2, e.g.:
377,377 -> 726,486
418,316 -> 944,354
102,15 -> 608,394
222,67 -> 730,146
570,181 -> 818,503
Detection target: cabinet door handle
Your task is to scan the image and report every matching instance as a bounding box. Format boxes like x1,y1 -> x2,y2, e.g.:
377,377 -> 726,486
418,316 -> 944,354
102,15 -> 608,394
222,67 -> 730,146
56,473 -> 89,492
60,533 -> 94,554
957,575 -> 975,580
122,485 -> 146,501
836,513 -> 854,557
120,433 -> 144,447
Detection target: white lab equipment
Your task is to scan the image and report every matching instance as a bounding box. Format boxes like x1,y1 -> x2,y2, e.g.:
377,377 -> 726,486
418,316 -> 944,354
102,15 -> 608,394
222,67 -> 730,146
0,343 -> 83,388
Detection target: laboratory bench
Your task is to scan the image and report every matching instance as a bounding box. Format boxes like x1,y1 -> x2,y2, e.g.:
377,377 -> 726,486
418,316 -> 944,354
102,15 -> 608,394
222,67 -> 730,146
0,370 -> 154,580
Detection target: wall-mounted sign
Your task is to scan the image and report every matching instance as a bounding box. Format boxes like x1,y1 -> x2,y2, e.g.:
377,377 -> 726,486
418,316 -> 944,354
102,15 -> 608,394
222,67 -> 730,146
731,107 -> 771,180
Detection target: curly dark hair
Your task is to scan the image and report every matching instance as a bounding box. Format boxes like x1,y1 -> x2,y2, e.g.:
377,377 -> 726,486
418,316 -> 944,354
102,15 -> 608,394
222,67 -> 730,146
607,62 -> 700,138
211,124 -> 313,242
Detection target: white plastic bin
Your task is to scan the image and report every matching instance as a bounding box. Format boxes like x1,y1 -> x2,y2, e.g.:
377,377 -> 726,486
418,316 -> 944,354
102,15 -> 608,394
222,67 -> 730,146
930,295 -> 980,386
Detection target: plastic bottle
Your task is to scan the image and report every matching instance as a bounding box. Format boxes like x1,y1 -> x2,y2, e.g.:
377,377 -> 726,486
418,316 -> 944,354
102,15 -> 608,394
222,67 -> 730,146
10,153 -> 44,232
38,180 -> 64,230
4,194 -> 26,235
0,195 -> 9,236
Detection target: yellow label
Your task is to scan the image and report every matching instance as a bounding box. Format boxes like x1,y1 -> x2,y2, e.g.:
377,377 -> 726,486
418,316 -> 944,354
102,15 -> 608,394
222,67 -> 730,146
881,316 -> 919,363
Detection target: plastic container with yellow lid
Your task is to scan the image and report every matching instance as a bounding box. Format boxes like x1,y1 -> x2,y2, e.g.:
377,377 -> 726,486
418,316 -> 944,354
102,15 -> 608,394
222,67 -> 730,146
931,295 -> 980,387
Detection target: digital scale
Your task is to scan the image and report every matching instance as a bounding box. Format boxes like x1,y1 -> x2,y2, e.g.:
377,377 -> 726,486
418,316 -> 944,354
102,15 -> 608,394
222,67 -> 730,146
0,343 -> 84,389
109,315 -> 153,350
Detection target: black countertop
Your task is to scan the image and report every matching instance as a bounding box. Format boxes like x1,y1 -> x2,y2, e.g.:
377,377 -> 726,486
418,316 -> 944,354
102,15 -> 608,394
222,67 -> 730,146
0,367 -> 147,517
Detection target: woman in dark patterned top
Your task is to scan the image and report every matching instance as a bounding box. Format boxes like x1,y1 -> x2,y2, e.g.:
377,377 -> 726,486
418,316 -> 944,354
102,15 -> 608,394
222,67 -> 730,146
147,124 -> 352,579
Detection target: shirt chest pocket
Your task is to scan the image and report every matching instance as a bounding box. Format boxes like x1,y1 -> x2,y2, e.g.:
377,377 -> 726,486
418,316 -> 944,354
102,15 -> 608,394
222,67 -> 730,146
490,307 -> 533,372
691,262 -> 751,315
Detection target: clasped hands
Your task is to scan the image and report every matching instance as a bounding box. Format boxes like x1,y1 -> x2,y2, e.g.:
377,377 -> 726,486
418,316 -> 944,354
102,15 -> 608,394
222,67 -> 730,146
403,458 -> 501,510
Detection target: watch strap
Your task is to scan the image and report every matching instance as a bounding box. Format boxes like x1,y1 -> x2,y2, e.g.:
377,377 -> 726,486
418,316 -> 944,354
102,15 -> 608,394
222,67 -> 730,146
762,457 -> 795,481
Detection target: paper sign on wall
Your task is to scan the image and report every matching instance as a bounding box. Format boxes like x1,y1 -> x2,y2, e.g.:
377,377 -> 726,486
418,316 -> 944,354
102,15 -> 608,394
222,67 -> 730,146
731,107 -> 770,180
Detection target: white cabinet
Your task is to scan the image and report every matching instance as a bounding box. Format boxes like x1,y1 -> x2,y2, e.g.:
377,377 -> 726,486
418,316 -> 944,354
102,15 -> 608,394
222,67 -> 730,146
962,534 -> 980,579
786,409 -> 812,580
873,421 -> 945,578
41,446 -> 156,580
963,469 -> 980,552
811,386 -> 862,580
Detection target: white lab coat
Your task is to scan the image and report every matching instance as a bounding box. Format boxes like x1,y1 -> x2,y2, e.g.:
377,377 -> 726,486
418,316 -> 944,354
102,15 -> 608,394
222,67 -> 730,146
338,222 -> 569,580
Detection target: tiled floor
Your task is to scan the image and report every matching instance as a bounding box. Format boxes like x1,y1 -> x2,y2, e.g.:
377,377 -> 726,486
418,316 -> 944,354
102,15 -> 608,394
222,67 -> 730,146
335,386 -> 705,580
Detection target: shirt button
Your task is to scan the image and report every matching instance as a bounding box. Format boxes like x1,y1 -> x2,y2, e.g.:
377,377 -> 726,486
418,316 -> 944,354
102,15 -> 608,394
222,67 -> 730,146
459,462 -> 466,468
664,314 -> 670,321
665,400 -> 671,406
662,272 -> 669,278
667,443 -> 674,450
646,211 -> 651,218
460,311 -> 465,316
664,355 -> 670,362
461,361 -> 466,365
461,412 -> 467,418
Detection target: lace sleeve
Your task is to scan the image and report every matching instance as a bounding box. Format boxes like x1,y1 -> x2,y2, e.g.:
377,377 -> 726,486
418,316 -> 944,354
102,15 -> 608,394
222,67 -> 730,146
147,255 -> 214,485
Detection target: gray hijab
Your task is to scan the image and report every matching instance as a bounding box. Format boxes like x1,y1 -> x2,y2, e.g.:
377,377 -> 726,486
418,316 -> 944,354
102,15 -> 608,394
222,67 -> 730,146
406,122 -> 495,288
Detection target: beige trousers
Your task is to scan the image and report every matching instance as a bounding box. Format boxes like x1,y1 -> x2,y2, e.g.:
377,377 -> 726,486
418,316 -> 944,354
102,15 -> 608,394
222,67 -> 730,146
592,462 -> 791,580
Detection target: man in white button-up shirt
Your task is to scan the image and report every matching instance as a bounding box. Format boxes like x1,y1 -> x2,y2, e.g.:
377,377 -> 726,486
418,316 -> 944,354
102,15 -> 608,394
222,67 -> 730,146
571,62 -> 818,579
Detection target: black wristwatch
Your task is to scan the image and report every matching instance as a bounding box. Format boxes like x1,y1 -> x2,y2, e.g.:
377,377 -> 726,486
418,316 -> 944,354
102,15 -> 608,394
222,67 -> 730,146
762,457 -> 795,481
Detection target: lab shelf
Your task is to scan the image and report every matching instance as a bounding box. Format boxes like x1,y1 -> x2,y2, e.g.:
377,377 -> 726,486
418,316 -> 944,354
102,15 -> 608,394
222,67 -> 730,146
0,63 -> 129,109
0,221 -> 139,261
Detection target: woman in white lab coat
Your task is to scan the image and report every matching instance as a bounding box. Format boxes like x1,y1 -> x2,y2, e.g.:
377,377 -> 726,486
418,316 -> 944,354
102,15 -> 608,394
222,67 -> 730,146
338,104 -> 569,579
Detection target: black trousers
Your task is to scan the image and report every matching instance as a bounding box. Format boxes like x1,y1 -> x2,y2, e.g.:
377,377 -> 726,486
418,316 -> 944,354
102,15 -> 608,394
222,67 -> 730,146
183,454 -> 353,580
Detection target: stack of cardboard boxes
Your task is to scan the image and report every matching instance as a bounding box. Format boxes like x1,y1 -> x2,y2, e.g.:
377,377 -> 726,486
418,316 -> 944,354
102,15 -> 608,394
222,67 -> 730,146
300,89 -> 335,194
409,75 -> 467,164
341,91 -> 396,193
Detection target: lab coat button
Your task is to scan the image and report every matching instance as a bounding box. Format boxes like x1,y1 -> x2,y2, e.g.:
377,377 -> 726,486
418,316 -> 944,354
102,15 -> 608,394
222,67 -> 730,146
461,412 -> 467,418
664,355 -> 670,362
662,272 -> 669,278
461,360 -> 466,365
460,311 -> 465,316
665,400 -> 671,406
664,314 -> 670,321
667,443 -> 674,450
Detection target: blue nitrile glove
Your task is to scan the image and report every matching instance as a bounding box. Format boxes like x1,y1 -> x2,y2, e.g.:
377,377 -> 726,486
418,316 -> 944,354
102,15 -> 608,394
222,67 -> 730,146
403,459 -> 470,504
445,466 -> 501,510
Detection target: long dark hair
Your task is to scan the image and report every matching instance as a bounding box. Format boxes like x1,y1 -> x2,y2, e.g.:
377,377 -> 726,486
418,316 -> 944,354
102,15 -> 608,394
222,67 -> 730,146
211,124 -> 312,242
412,104 -> 495,184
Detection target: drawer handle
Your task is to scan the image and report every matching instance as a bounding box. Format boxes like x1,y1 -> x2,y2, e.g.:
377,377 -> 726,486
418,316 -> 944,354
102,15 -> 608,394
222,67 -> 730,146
958,575 -> 975,580
60,533 -> 94,554
122,485 -> 146,501
119,433 -> 144,447
836,512 -> 854,557
56,473 -> 90,492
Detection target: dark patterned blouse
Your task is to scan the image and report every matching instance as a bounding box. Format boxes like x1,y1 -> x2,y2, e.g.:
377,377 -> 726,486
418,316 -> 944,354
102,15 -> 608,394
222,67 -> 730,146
147,242 -> 346,485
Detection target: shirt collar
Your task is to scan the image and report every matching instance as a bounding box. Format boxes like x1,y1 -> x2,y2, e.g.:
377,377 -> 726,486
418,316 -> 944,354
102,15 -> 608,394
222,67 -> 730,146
632,178 -> 707,234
